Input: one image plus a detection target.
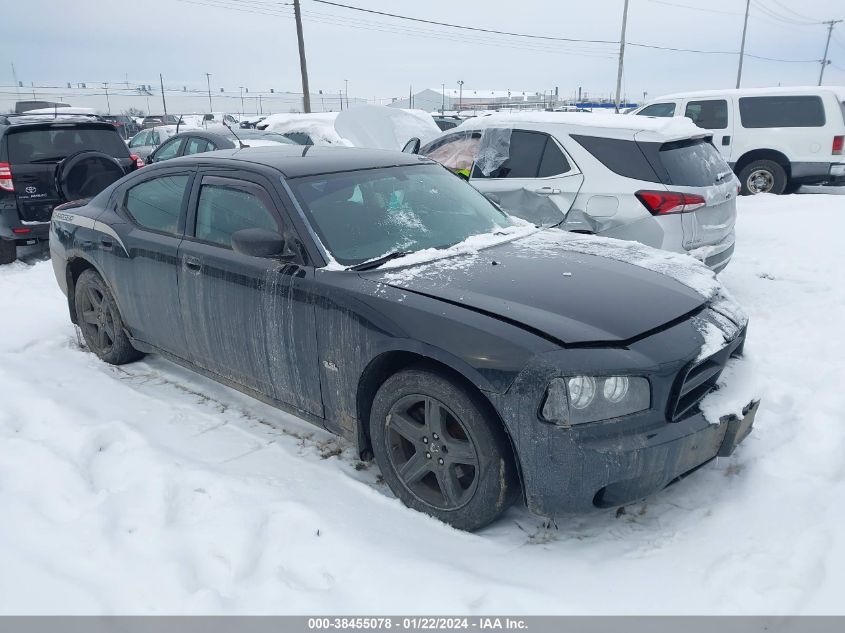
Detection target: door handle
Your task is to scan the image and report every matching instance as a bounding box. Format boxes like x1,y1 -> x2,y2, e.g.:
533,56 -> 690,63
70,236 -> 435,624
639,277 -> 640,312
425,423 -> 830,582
99,238 -> 113,251
536,186 -> 562,195
183,256 -> 202,273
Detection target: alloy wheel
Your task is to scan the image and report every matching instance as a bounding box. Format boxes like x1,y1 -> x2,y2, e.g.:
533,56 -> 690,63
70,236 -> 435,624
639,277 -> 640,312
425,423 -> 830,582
78,283 -> 116,354
386,394 -> 480,510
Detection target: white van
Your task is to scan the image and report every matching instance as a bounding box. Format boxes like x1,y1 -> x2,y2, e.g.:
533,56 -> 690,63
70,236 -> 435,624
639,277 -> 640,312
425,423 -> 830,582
631,86 -> 845,194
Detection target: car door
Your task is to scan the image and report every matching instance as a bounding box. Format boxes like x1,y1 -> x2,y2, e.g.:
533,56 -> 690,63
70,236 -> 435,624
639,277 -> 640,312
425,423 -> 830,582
102,167 -> 194,357
468,129 -> 584,225
177,169 -> 323,416
683,98 -> 733,161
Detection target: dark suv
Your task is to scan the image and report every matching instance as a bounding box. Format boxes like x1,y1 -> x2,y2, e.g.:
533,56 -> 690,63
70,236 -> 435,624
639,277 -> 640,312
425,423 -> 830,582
0,116 -> 140,264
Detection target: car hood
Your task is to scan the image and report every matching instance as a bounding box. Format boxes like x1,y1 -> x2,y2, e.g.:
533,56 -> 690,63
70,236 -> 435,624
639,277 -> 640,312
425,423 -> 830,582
364,230 -> 718,345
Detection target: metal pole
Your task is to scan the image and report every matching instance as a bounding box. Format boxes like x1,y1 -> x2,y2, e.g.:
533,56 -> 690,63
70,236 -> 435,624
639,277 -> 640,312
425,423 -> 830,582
819,20 -> 842,85
205,73 -> 213,112
293,0 -> 311,112
736,0 -> 751,88
441,83 -> 445,113
345,79 -> 349,108
240,86 -> 245,115
103,82 -> 111,114
458,80 -> 464,111
159,74 -> 168,118
614,0 -> 630,112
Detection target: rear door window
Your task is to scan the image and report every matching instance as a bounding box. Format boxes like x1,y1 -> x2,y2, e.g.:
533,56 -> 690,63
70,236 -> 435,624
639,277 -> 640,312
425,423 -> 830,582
195,180 -> 279,248
124,175 -> 190,235
7,127 -> 129,163
684,100 -> 728,129
637,102 -> 676,117
154,137 -> 182,162
738,95 -> 826,128
184,137 -> 209,155
537,138 -> 571,177
129,130 -> 149,148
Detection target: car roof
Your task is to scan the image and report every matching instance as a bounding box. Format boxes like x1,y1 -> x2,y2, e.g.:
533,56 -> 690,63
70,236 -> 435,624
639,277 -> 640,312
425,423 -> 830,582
165,145 -> 434,177
651,85 -> 845,101
0,116 -> 116,130
454,111 -> 707,142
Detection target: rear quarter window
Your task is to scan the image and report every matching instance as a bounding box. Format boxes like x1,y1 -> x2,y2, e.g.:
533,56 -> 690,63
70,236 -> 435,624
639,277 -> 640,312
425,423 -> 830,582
570,135 -> 660,182
8,127 -> 129,162
739,95 -> 826,128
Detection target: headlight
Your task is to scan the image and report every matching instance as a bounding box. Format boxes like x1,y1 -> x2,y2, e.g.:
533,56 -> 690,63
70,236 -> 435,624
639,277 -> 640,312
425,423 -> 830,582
541,375 -> 650,426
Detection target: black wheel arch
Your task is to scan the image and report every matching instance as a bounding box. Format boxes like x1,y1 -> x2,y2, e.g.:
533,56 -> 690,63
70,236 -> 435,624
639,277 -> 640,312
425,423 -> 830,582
65,255 -> 109,325
356,349 -> 525,501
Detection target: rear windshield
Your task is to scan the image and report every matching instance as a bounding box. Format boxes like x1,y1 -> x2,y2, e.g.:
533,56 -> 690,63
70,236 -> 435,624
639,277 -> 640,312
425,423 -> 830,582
7,127 -> 129,163
572,135 -> 729,187
738,95 -> 826,128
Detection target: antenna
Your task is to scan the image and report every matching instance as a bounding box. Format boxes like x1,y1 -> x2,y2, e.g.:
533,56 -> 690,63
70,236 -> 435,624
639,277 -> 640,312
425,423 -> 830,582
223,120 -> 246,149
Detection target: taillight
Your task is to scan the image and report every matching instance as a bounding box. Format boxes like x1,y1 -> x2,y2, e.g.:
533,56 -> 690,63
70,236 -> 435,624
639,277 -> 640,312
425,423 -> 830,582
12,227 -> 31,234
130,154 -> 145,169
833,136 -> 844,156
635,190 -> 706,215
0,162 -> 13,192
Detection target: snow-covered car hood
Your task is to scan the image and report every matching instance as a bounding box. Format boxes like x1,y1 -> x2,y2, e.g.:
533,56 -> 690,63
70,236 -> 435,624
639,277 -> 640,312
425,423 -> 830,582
364,229 -> 736,345
335,105 -> 441,150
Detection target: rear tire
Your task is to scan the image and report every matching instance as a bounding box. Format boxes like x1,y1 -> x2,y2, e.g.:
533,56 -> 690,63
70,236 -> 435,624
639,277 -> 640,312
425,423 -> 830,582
370,367 -> 519,531
0,239 -> 16,265
738,160 -> 787,195
74,269 -> 144,365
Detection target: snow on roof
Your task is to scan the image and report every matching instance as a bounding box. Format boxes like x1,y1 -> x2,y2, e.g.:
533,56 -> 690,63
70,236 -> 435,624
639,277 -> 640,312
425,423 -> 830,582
457,111 -> 707,140
652,85 -> 845,101
257,112 -> 348,145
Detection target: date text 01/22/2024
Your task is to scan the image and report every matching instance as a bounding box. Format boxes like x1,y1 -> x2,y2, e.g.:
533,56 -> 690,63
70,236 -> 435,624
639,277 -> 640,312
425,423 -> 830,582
307,617 -> 528,630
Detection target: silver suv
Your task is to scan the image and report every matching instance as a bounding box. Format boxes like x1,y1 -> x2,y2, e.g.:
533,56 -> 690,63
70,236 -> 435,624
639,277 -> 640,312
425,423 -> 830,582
419,113 -> 739,272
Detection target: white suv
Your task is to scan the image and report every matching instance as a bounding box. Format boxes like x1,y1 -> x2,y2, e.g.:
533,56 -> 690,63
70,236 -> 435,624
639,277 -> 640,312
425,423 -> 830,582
419,113 -> 739,272
632,86 -> 845,194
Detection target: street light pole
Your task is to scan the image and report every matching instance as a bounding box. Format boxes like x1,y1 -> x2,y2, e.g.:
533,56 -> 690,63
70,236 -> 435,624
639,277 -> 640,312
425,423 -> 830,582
441,83 -> 445,114
457,80 -> 464,112
205,73 -> 213,112
239,86 -> 245,115
345,79 -> 349,109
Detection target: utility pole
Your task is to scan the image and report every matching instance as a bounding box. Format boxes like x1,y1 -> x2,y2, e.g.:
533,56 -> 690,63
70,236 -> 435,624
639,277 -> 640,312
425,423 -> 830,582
159,74 -> 168,118
239,86 -> 245,115
441,83 -> 445,113
614,0 -> 630,112
345,79 -> 349,109
205,73 -> 213,112
103,82 -> 111,114
819,20 -> 843,85
458,80 -> 464,111
736,0 -> 751,88
293,0 -> 311,113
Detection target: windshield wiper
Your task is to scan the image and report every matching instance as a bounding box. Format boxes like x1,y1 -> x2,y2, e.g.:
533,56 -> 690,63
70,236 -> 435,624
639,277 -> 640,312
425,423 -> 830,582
349,250 -> 413,271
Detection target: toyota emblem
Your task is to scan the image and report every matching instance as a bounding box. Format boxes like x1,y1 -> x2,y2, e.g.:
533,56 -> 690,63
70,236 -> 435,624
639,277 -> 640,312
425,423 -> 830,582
25,186 -> 37,194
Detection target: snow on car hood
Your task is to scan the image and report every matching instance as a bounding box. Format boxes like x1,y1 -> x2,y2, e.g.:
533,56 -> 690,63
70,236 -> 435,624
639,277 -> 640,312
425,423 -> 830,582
364,229 -> 740,345
335,105 -> 441,150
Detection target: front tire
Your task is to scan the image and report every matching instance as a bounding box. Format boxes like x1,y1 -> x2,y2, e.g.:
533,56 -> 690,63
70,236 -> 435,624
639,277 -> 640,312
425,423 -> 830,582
0,239 -> 16,265
738,159 -> 787,195
74,269 -> 143,365
370,368 -> 519,531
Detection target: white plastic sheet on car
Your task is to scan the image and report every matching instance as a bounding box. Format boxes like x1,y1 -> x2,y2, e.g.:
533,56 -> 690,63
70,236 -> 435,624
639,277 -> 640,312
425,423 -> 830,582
474,127 -> 512,177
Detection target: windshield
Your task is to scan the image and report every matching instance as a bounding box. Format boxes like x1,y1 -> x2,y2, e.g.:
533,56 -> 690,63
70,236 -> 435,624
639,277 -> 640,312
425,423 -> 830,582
288,164 -> 513,267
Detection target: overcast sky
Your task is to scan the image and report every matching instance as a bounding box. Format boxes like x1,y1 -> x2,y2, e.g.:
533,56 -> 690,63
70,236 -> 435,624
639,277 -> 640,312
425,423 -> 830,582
3,0 -> 844,111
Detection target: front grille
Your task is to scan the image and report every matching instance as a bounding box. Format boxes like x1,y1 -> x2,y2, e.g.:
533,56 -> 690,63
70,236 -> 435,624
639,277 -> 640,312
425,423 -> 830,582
671,327 -> 746,421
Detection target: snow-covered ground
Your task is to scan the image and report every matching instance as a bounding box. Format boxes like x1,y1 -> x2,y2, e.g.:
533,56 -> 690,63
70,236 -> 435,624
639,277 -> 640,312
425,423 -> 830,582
1,191 -> 844,615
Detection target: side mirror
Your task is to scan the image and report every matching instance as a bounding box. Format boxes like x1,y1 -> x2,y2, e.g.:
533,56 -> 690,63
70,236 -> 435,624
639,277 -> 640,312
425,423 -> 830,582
402,137 -> 421,154
145,154 -> 154,165
231,228 -> 289,258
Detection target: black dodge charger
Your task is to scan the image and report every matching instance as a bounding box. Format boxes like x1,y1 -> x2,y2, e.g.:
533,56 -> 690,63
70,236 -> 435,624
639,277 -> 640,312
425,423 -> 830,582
49,145 -> 757,530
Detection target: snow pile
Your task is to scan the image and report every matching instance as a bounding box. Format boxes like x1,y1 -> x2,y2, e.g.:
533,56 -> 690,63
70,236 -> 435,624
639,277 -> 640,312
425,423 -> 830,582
257,112 -> 349,145
2,191 -> 845,614
335,105 -> 441,150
